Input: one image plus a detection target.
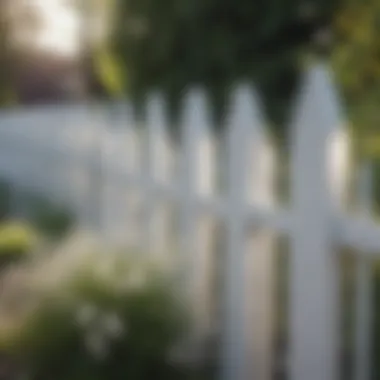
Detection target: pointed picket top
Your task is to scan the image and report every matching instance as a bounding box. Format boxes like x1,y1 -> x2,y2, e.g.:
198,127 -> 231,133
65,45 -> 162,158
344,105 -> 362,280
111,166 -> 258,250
181,88 -> 215,195
182,88 -> 212,137
104,101 -> 129,164
146,92 -> 166,127
293,63 -> 344,137
123,101 -> 140,173
228,83 -> 267,141
146,92 -> 172,182
291,62 -> 350,210
124,101 -> 139,136
226,83 -> 269,164
226,83 -> 271,201
222,82 -> 276,380
289,62 -> 349,380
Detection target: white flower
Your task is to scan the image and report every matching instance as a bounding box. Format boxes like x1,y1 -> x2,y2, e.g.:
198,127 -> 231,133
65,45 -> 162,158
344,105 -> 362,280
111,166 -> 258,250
76,304 -> 98,327
102,312 -> 126,338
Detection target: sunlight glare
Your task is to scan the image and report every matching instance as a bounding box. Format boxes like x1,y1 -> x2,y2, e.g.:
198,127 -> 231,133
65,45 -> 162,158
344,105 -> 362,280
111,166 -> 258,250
33,0 -> 80,56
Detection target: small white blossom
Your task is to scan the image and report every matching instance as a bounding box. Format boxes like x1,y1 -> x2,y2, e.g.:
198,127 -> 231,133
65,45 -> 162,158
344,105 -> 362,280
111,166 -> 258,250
102,312 -> 126,338
76,304 -> 98,327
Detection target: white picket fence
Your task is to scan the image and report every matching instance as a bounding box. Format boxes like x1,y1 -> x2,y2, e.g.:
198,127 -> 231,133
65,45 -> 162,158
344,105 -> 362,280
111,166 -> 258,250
0,62 -> 380,380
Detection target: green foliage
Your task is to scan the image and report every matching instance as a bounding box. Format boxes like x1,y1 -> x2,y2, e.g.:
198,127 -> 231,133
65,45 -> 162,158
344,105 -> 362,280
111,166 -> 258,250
331,0 -> 380,142
94,48 -> 125,97
0,248 -> 190,380
0,221 -> 38,268
110,0 -> 342,128
101,0 -> 380,144
28,197 -> 74,240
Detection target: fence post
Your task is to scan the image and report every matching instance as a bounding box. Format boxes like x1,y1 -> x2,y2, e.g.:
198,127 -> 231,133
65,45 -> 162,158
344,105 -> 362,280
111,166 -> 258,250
289,63 -> 350,380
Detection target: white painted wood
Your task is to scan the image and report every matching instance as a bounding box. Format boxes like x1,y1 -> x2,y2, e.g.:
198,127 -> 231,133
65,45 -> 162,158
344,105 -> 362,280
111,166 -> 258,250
355,258 -> 372,380
179,89 -> 216,343
193,125 -> 216,342
150,101 -> 175,263
122,103 -> 141,248
102,102 -> 132,245
87,105 -> 106,234
289,63 -> 349,380
354,162 -> 373,380
245,86 -> 276,380
69,110 -> 93,226
340,217 -> 380,255
221,84 -> 254,380
102,107 -> 124,245
142,93 -> 171,258
71,108 -> 94,227
124,103 -> 141,174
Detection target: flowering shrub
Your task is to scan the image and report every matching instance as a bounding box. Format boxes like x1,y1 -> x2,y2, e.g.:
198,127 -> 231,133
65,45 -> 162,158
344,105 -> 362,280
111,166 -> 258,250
0,234 -> 190,380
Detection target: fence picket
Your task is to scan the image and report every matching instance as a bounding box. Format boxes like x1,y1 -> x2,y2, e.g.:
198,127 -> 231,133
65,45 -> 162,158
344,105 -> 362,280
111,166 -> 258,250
143,93 -> 172,258
221,84 -> 256,380
245,86 -> 276,380
179,89 -> 216,349
102,104 -> 128,245
123,103 -> 141,248
289,63 -> 348,380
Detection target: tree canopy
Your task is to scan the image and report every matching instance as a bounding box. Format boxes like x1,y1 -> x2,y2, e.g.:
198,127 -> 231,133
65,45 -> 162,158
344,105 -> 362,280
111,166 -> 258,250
109,0 -> 342,123
99,0 -> 377,138
1,0 -> 380,141
331,0 -> 380,150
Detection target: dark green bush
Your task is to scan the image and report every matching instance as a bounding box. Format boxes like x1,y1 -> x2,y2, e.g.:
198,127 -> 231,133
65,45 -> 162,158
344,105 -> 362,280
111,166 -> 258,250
28,197 -> 74,239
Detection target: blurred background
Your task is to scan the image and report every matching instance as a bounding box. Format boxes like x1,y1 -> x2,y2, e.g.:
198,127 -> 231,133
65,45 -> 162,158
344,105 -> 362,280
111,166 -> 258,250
0,1 -> 379,380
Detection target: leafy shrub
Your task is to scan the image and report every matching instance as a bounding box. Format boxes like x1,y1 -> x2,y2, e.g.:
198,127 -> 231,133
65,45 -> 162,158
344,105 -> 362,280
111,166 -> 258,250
0,239 -> 191,380
0,221 -> 39,269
